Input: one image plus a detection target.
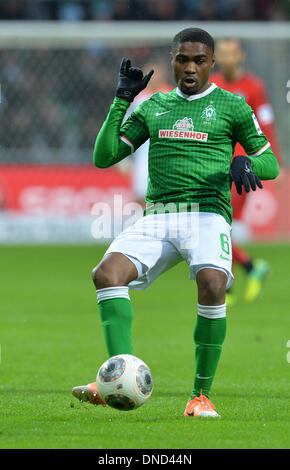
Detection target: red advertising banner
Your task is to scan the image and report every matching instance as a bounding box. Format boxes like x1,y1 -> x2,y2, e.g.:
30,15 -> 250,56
0,164 -> 288,242
242,175 -> 289,241
0,164 -> 133,215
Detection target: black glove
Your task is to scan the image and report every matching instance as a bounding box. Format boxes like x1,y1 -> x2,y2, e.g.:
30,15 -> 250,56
230,155 -> 263,195
116,58 -> 154,102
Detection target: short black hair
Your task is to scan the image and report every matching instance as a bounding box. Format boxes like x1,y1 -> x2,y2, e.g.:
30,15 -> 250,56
172,28 -> 215,55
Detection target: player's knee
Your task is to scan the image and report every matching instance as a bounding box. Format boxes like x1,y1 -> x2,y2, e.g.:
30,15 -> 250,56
199,282 -> 224,304
197,270 -> 227,304
92,265 -> 120,289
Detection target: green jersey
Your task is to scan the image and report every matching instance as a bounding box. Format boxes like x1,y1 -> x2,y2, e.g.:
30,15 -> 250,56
94,84 -> 279,225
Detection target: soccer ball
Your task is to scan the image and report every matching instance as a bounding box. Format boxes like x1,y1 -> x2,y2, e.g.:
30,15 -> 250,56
96,354 -> 153,411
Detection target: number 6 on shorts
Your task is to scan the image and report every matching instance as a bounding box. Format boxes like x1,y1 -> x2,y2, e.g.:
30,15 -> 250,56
220,233 -> 230,256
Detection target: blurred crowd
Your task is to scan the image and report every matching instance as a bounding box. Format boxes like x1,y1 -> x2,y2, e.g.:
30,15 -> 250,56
0,46 -> 172,162
0,1 -> 288,163
0,0 -> 289,22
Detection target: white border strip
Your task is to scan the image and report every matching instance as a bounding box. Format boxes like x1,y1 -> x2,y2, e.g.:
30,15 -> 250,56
97,286 -> 130,303
249,141 -> 271,157
119,136 -> 135,153
198,303 -> 226,319
176,83 -> 217,101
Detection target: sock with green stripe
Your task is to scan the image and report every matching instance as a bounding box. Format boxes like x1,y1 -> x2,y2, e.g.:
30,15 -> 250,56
97,287 -> 134,356
191,303 -> 227,399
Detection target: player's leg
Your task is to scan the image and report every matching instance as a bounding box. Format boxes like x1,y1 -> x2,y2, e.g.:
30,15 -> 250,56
230,189 -> 269,303
232,241 -> 270,303
193,268 -> 227,395
72,252 -> 138,406
230,232 -> 269,304
92,252 -> 138,356
180,212 -> 232,417
232,241 -> 253,271
244,258 -> 270,303
227,188 -> 247,305
72,214 -> 182,406
184,268 -> 227,418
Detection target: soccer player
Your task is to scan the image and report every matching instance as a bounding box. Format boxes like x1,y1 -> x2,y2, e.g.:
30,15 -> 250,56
211,38 -> 283,304
72,28 -> 279,417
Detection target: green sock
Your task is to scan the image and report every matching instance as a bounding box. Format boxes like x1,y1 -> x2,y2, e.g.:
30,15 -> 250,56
98,294 -> 134,357
191,306 -> 227,399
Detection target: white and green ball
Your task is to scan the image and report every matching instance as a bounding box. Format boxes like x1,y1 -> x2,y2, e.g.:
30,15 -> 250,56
96,354 -> 153,411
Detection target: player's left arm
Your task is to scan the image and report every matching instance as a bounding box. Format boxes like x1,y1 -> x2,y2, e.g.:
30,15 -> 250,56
231,98 -> 280,193
248,146 -> 279,180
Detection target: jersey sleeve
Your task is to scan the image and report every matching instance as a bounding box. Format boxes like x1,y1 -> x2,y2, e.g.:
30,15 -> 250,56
249,146 -> 279,180
93,97 -> 149,168
232,97 -> 270,157
119,100 -> 150,153
231,97 -> 279,180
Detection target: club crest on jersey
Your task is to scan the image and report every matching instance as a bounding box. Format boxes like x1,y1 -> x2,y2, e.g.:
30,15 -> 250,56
173,117 -> 194,131
158,117 -> 208,142
201,105 -> 216,121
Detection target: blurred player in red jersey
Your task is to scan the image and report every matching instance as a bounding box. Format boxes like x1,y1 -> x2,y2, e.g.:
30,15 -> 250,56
123,60 -> 173,207
211,38 -> 282,305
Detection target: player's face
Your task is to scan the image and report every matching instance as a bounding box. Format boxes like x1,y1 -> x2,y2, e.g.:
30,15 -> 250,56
171,41 -> 215,95
215,40 -> 244,76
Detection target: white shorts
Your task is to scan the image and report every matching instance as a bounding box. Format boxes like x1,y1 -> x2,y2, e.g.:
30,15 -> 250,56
105,211 -> 233,290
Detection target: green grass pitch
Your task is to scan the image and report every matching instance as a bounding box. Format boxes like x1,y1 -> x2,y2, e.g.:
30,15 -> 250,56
0,243 -> 289,449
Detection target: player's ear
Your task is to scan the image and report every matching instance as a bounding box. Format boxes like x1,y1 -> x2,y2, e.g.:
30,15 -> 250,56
211,53 -> 216,69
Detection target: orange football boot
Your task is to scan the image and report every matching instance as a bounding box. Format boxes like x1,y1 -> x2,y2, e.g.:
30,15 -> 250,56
72,382 -> 106,406
184,391 -> 220,418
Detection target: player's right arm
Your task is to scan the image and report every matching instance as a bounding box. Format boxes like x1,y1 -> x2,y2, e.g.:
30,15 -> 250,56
93,58 -> 154,169
229,96 -> 280,195
232,97 -> 280,179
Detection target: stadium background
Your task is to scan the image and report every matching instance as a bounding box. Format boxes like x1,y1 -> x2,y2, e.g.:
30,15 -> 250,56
0,0 -> 289,243
0,0 -> 290,451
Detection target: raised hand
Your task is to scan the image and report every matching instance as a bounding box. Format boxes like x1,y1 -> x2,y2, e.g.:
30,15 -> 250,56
116,58 -> 154,102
